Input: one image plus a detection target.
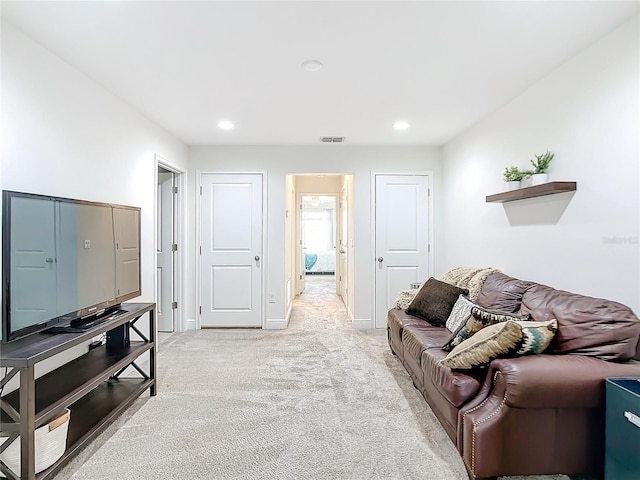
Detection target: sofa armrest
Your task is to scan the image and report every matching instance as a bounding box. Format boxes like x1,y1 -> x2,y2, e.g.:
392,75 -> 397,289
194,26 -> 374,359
486,354 -> 640,409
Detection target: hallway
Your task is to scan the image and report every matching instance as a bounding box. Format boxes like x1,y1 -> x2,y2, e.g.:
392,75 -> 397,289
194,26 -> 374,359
288,274 -> 351,330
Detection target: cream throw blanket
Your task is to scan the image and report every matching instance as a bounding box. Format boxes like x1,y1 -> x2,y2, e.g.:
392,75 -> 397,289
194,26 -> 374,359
391,266 -> 500,309
441,266 -> 501,300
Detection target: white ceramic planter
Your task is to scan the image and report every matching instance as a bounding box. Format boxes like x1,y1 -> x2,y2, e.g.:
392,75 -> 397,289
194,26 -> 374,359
505,181 -> 521,191
530,173 -> 548,185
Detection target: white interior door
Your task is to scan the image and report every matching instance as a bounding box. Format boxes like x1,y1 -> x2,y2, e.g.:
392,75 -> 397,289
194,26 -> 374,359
157,170 -> 175,332
200,173 -> 263,327
374,174 -> 430,328
299,249 -> 306,294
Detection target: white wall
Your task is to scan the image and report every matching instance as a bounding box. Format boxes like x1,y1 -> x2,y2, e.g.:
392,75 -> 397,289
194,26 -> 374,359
441,16 -> 640,313
1,22 -> 188,360
295,175 -> 342,193
188,146 -> 442,328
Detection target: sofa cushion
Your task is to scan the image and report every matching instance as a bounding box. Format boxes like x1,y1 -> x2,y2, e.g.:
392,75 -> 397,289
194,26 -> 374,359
445,295 -> 475,332
441,321 -> 523,369
477,272 -> 531,313
387,309 -> 429,356
520,283 -> 640,361
443,305 -> 530,351
421,347 -> 485,407
402,325 -> 452,365
406,277 -> 468,326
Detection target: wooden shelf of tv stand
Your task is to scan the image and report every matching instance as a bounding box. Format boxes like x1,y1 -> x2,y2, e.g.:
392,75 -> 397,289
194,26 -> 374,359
485,181 -> 577,203
0,302 -> 156,480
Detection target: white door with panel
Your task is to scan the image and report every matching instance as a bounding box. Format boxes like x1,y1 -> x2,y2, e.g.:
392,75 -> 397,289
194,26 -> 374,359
200,173 -> 263,327
157,170 -> 175,332
374,174 -> 430,328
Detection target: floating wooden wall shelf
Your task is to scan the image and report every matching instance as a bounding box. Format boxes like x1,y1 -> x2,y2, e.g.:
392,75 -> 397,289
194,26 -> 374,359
486,181 -> 577,203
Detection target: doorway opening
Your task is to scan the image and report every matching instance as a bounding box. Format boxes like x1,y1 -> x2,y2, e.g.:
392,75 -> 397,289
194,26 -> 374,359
288,174 -> 354,323
156,157 -> 186,334
301,195 -> 337,289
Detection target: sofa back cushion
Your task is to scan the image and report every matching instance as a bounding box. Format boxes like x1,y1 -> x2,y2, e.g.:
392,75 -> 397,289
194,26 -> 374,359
519,283 -> 640,361
477,272 -> 531,313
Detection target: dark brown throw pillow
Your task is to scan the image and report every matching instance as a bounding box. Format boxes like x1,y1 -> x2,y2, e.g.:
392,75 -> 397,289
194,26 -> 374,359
406,277 -> 468,326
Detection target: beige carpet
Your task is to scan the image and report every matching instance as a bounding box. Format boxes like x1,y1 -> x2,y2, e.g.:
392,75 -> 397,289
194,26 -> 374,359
54,281 -> 577,480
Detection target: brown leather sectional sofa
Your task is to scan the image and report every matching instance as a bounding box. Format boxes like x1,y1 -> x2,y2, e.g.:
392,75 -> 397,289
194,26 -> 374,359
387,272 -> 640,480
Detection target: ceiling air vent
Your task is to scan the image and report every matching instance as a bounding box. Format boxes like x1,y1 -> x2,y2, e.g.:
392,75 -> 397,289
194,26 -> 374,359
320,136 -> 346,143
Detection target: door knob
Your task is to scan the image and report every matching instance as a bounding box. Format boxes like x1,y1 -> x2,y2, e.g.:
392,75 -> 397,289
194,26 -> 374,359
45,258 -> 54,263
378,257 -> 384,263
255,256 -> 260,261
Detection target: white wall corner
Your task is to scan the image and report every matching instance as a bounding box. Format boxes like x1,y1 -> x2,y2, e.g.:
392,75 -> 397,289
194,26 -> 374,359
352,318 -> 373,329
346,306 -> 354,321
285,301 -> 293,324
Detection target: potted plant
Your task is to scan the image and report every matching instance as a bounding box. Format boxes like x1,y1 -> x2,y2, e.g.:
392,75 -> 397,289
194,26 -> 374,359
503,166 -> 526,191
528,150 -> 554,185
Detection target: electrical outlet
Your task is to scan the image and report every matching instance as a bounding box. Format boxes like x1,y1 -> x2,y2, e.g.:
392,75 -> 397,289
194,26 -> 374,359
84,239 -> 91,249
269,294 -> 276,303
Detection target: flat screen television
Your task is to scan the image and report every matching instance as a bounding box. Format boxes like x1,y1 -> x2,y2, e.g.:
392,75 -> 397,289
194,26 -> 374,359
2,190 -> 141,343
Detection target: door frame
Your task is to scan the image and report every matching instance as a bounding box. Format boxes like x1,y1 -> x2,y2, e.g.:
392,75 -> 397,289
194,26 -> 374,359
154,154 -> 186,333
338,183 -> 349,309
370,171 -> 434,328
196,171 -> 268,329
296,192 -> 339,295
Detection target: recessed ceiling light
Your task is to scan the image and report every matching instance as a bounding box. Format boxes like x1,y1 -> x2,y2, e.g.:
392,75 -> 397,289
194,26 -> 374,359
393,121 -> 410,131
217,120 -> 234,130
302,60 -> 323,72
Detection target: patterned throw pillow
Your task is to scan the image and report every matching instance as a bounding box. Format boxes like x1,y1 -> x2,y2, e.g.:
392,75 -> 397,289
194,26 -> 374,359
445,295 -> 475,332
442,305 -> 530,351
440,319 -> 559,369
441,321 -> 523,369
406,278 -> 468,327
514,319 -> 558,355
470,305 -> 531,324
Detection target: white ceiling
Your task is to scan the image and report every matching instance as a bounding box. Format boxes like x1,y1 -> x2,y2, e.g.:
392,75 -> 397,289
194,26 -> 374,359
2,1 -> 638,146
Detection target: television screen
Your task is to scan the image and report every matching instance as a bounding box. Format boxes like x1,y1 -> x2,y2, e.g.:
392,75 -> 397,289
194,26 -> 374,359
2,191 -> 141,343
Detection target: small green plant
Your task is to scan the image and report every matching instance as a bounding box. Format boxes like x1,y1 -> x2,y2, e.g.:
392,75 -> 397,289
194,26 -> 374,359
530,150 -> 554,174
503,166 -> 527,182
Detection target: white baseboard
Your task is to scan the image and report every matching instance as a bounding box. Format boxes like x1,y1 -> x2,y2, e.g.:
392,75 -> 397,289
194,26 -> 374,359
352,318 -> 373,329
265,318 -> 289,330
184,318 -> 197,330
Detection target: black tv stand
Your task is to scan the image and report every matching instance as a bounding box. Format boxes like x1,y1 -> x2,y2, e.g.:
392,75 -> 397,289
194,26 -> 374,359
0,302 -> 156,480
